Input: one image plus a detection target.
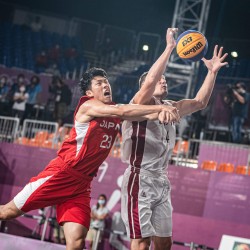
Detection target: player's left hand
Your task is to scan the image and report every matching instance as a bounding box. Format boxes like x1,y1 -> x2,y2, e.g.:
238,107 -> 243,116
202,45 -> 228,73
166,28 -> 178,49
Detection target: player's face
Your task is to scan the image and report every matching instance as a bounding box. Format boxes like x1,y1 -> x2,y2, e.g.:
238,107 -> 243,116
236,83 -> 245,94
87,76 -> 112,103
153,75 -> 168,98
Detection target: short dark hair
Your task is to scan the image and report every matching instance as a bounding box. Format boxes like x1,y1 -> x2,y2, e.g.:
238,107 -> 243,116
138,71 -> 148,88
17,74 -> 25,79
30,75 -> 40,83
236,82 -> 246,90
79,67 -> 108,95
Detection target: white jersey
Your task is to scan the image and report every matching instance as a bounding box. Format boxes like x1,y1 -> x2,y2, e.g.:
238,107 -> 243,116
121,98 -> 176,173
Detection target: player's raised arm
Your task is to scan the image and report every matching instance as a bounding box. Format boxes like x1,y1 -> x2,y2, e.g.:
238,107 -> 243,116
75,99 -> 180,124
133,28 -> 178,105
171,45 -> 228,117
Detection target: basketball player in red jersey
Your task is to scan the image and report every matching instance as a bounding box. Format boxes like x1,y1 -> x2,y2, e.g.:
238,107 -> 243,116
121,28 -> 228,250
0,67 -> 180,250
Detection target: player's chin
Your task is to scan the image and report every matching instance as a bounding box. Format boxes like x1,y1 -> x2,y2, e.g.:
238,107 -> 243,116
103,96 -> 112,103
162,91 -> 168,97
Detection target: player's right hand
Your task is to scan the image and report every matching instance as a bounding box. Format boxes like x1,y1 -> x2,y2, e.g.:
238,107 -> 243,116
159,105 -> 180,123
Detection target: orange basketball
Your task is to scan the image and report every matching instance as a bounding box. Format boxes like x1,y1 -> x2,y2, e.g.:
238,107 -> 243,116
176,30 -> 208,62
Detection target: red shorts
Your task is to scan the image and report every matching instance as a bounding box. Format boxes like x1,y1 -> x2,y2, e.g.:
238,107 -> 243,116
13,158 -> 93,229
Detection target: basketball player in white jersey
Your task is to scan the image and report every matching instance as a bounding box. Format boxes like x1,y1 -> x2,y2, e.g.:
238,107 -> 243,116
121,28 -> 228,250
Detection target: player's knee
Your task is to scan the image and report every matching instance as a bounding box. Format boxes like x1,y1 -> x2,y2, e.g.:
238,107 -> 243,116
140,238 -> 151,250
131,237 -> 151,250
164,238 -> 172,250
154,237 -> 172,250
0,206 -> 9,220
0,204 -> 22,220
66,237 -> 85,250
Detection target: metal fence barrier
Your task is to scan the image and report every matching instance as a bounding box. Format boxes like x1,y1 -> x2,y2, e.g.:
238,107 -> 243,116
0,116 -> 75,149
0,116 -> 20,143
19,119 -> 59,149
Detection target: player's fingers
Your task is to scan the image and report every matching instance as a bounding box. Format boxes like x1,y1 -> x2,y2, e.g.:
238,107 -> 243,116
170,108 -> 180,121
175,109 -> 181,121
164,111 -> 169,124
169,113 -> 176,123
158,112 -> 163,123
159,111 -> 165,123
163,111 -> 168,122
168,111 -> 177,122
171,28 -> 178,34
201,57 -> 207,63
213,45 -> 218,57
218,46 -> 223,58
220,53 -> 228,62
221,62 -> 228,66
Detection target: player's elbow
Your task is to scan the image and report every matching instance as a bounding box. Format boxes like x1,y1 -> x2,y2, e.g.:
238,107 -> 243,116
194,98 -> 207,110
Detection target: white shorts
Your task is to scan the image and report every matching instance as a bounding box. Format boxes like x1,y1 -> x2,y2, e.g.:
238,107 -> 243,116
121,167 -> 173,239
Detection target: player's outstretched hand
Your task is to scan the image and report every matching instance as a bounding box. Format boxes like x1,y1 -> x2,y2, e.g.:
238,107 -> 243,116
166,28 -> 178,49
202,45 -> 228,73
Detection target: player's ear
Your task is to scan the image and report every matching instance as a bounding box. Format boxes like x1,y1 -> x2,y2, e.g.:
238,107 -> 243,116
86,89 -> 93,97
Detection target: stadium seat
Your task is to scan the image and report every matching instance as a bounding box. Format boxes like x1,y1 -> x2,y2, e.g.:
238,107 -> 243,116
41,140 -> 53,148
201,160 -> 217,171
173,140 -> 189,155
28,138 -> 39,147
17,137 -> 30,145
235,165 -> 250,175
34,131 -> 49,144
218,163 -> 234,173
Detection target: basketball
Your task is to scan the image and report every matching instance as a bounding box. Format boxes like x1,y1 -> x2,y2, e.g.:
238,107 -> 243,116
176,30 -> 208,62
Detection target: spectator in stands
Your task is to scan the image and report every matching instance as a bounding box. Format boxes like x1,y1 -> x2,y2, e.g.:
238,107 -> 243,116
45,63 -> 61,77
8,74 -> 27,108
234,243 -> 250,250
35,50 -> 48,71
12,82 -> 29,122
86,194 -> 109,250
0,75 -> 10,115
30,16 -> 43,32
54,77 -> 72,126
98,37 -> 115,67
65,46 -> 78,61
9,74 -> 26,95
49,44 -> 61,63
191,104 -> 211,139
230,82 -> 250,143
65,46 -> 78,73
25,75 -> 42,119
44,76 -> 58,121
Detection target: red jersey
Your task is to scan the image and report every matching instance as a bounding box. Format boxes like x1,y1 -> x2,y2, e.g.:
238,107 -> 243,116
57,96 -> 121,176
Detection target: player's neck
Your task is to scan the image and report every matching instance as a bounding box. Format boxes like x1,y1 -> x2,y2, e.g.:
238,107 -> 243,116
153,95 -> 164,103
